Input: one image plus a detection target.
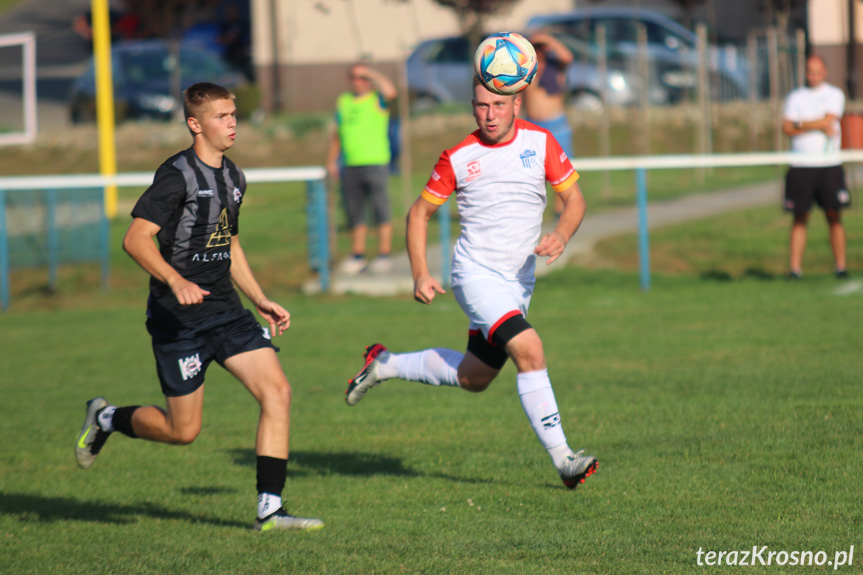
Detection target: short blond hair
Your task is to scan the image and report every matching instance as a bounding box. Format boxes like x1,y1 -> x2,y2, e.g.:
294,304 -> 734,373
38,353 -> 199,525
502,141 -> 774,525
472,76 -> 519,99
183,82 -> 235,122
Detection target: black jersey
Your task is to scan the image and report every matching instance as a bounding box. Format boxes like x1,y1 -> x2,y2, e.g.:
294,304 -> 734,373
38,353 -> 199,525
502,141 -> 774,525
131,147 -> 246,326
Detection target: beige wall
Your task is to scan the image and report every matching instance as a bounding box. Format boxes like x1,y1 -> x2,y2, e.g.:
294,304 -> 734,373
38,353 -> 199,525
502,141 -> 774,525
807,0 -> 863,97
808,0 -> 863,44
251,0 -> 574,112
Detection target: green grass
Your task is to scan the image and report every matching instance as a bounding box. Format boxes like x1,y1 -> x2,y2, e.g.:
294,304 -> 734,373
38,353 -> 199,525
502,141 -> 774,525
595,202 -> 863,278
2,194 -> 863,572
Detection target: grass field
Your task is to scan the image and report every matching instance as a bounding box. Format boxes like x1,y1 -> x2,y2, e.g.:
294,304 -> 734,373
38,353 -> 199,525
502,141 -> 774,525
2,186 -> 863,572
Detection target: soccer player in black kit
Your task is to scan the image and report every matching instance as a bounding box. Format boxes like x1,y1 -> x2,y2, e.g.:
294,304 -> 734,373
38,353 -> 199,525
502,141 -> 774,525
75,82 -> 322,531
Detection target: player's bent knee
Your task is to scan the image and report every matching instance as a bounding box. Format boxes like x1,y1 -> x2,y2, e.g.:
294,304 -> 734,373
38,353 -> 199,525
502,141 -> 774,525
260,378 -> 292,411
458,373 -> 495,392
169,425 -> 201,445
505,330 -> 546,372
459,348 -> 502,391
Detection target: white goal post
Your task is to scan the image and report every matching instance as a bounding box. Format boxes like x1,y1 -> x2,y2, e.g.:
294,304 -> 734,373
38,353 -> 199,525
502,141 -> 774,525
0,31 -> 36,146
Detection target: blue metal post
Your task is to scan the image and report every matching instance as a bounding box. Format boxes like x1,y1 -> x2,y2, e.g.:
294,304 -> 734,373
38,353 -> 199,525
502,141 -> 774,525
439,202 -> 451,288
99,189 -> 110,290
47,189 -> 58,291
0,189 -> 8,311
308,179 -> 329,292
636,167 -> 650,292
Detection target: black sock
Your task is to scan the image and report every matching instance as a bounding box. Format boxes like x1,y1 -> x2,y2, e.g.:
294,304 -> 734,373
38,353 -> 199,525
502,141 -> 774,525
111,406 -> 140,438
256,456 -> 287,496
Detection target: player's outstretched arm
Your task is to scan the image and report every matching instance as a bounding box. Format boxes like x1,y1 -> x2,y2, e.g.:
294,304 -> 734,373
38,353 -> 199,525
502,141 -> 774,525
123,217 -> 210,305
407,196 -> 446,304
535,182 -> 586,265
230,235 -> 290,336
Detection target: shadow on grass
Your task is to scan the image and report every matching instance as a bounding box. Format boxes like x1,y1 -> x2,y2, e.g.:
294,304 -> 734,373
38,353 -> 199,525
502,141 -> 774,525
227,448 -> 492,485
0,492 -> 247,529
700,267 -> 777,282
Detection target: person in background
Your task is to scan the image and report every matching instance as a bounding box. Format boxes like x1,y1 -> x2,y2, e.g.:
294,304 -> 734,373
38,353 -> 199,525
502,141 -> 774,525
782,54 -> 850,279
326,63 -> 398,275
523,31 -> 575,219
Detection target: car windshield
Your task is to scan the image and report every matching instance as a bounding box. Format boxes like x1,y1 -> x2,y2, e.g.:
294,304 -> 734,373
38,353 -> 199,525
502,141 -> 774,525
122,49 -> 170,83
117,45 -> 229,84
425,37 -> 470,63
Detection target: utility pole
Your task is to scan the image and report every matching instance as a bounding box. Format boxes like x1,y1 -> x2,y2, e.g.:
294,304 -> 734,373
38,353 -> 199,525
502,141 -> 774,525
849,0 -> 858,99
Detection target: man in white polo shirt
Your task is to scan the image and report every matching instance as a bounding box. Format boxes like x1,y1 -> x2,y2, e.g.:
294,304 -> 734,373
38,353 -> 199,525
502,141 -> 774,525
782,54 -> 850,279
343,78 -> 598,491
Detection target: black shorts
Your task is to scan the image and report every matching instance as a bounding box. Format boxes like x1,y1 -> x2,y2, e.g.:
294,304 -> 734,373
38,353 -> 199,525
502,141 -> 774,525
146,308 -> 279,397
466,314 -> 532,370
784,166 -> 851,214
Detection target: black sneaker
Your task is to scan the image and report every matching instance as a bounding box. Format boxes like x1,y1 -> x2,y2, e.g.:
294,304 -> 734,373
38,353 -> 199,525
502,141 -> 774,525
788,271 -> 802,280
75,397 -> 111,469
836,269 -> 849,279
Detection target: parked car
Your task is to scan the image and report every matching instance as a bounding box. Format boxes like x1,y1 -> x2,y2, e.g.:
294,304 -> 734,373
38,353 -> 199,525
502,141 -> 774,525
525,7 -> 749,102
406,33 -> 669,114
69,39 -> 248,123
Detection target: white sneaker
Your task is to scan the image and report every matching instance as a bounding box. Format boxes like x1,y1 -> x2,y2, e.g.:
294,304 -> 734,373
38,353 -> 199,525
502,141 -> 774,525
345,343 -> 387,406
558,449 -> 598,490
337,257 -> 367,276
368,256 -> 393,275
254,507 -> 324,531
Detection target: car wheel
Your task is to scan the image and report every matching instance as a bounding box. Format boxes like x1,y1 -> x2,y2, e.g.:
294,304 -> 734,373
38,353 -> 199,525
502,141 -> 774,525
70,103 -> 96,124
410,92 -> 439,113
570,91 -> 604,115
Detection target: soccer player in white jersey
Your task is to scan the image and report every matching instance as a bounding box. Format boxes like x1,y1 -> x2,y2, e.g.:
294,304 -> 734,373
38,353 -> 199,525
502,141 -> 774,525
344,78 -> 598,489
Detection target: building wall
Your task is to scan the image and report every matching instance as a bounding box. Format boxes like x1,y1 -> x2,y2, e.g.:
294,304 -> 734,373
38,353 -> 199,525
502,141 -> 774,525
251,0 -> 573,112
808,0 -> 863,98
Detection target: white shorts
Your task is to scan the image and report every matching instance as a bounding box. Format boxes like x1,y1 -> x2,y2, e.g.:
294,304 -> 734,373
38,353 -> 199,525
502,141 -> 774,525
452,272 -> 534,341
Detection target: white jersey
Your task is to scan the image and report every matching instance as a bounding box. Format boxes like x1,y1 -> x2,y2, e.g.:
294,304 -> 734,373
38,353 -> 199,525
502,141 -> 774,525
784,82 -> 845,167
422,119 -> 579,282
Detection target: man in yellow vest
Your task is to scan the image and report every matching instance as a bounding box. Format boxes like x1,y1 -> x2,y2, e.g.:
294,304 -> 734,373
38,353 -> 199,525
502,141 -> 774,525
326,63 -> 398,275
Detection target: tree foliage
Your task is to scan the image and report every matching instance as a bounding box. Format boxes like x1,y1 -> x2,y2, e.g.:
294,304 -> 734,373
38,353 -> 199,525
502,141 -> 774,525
120,0 -> 223,40
758,0 -> 808,28
431,0 -> 523,40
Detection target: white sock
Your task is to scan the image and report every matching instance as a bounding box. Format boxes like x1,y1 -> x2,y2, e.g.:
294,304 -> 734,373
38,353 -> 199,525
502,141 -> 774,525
517,370 -> 571,467
258,492 -> 282,519
378,349 -> 463,387
547,443 -> 576,469
97,406 -> 117,433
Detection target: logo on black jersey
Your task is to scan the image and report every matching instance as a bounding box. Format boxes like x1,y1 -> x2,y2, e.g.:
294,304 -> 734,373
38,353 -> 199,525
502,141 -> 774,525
206,208 -> 232,248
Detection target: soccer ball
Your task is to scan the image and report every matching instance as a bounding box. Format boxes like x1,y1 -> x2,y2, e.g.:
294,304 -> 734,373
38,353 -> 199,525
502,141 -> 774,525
474,32 -> 538,95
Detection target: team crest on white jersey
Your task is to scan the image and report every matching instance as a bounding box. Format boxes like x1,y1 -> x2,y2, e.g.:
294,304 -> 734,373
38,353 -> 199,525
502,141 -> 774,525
520,149 -> 537,169
465,161 -> 482,182
178,353 -> 202,381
